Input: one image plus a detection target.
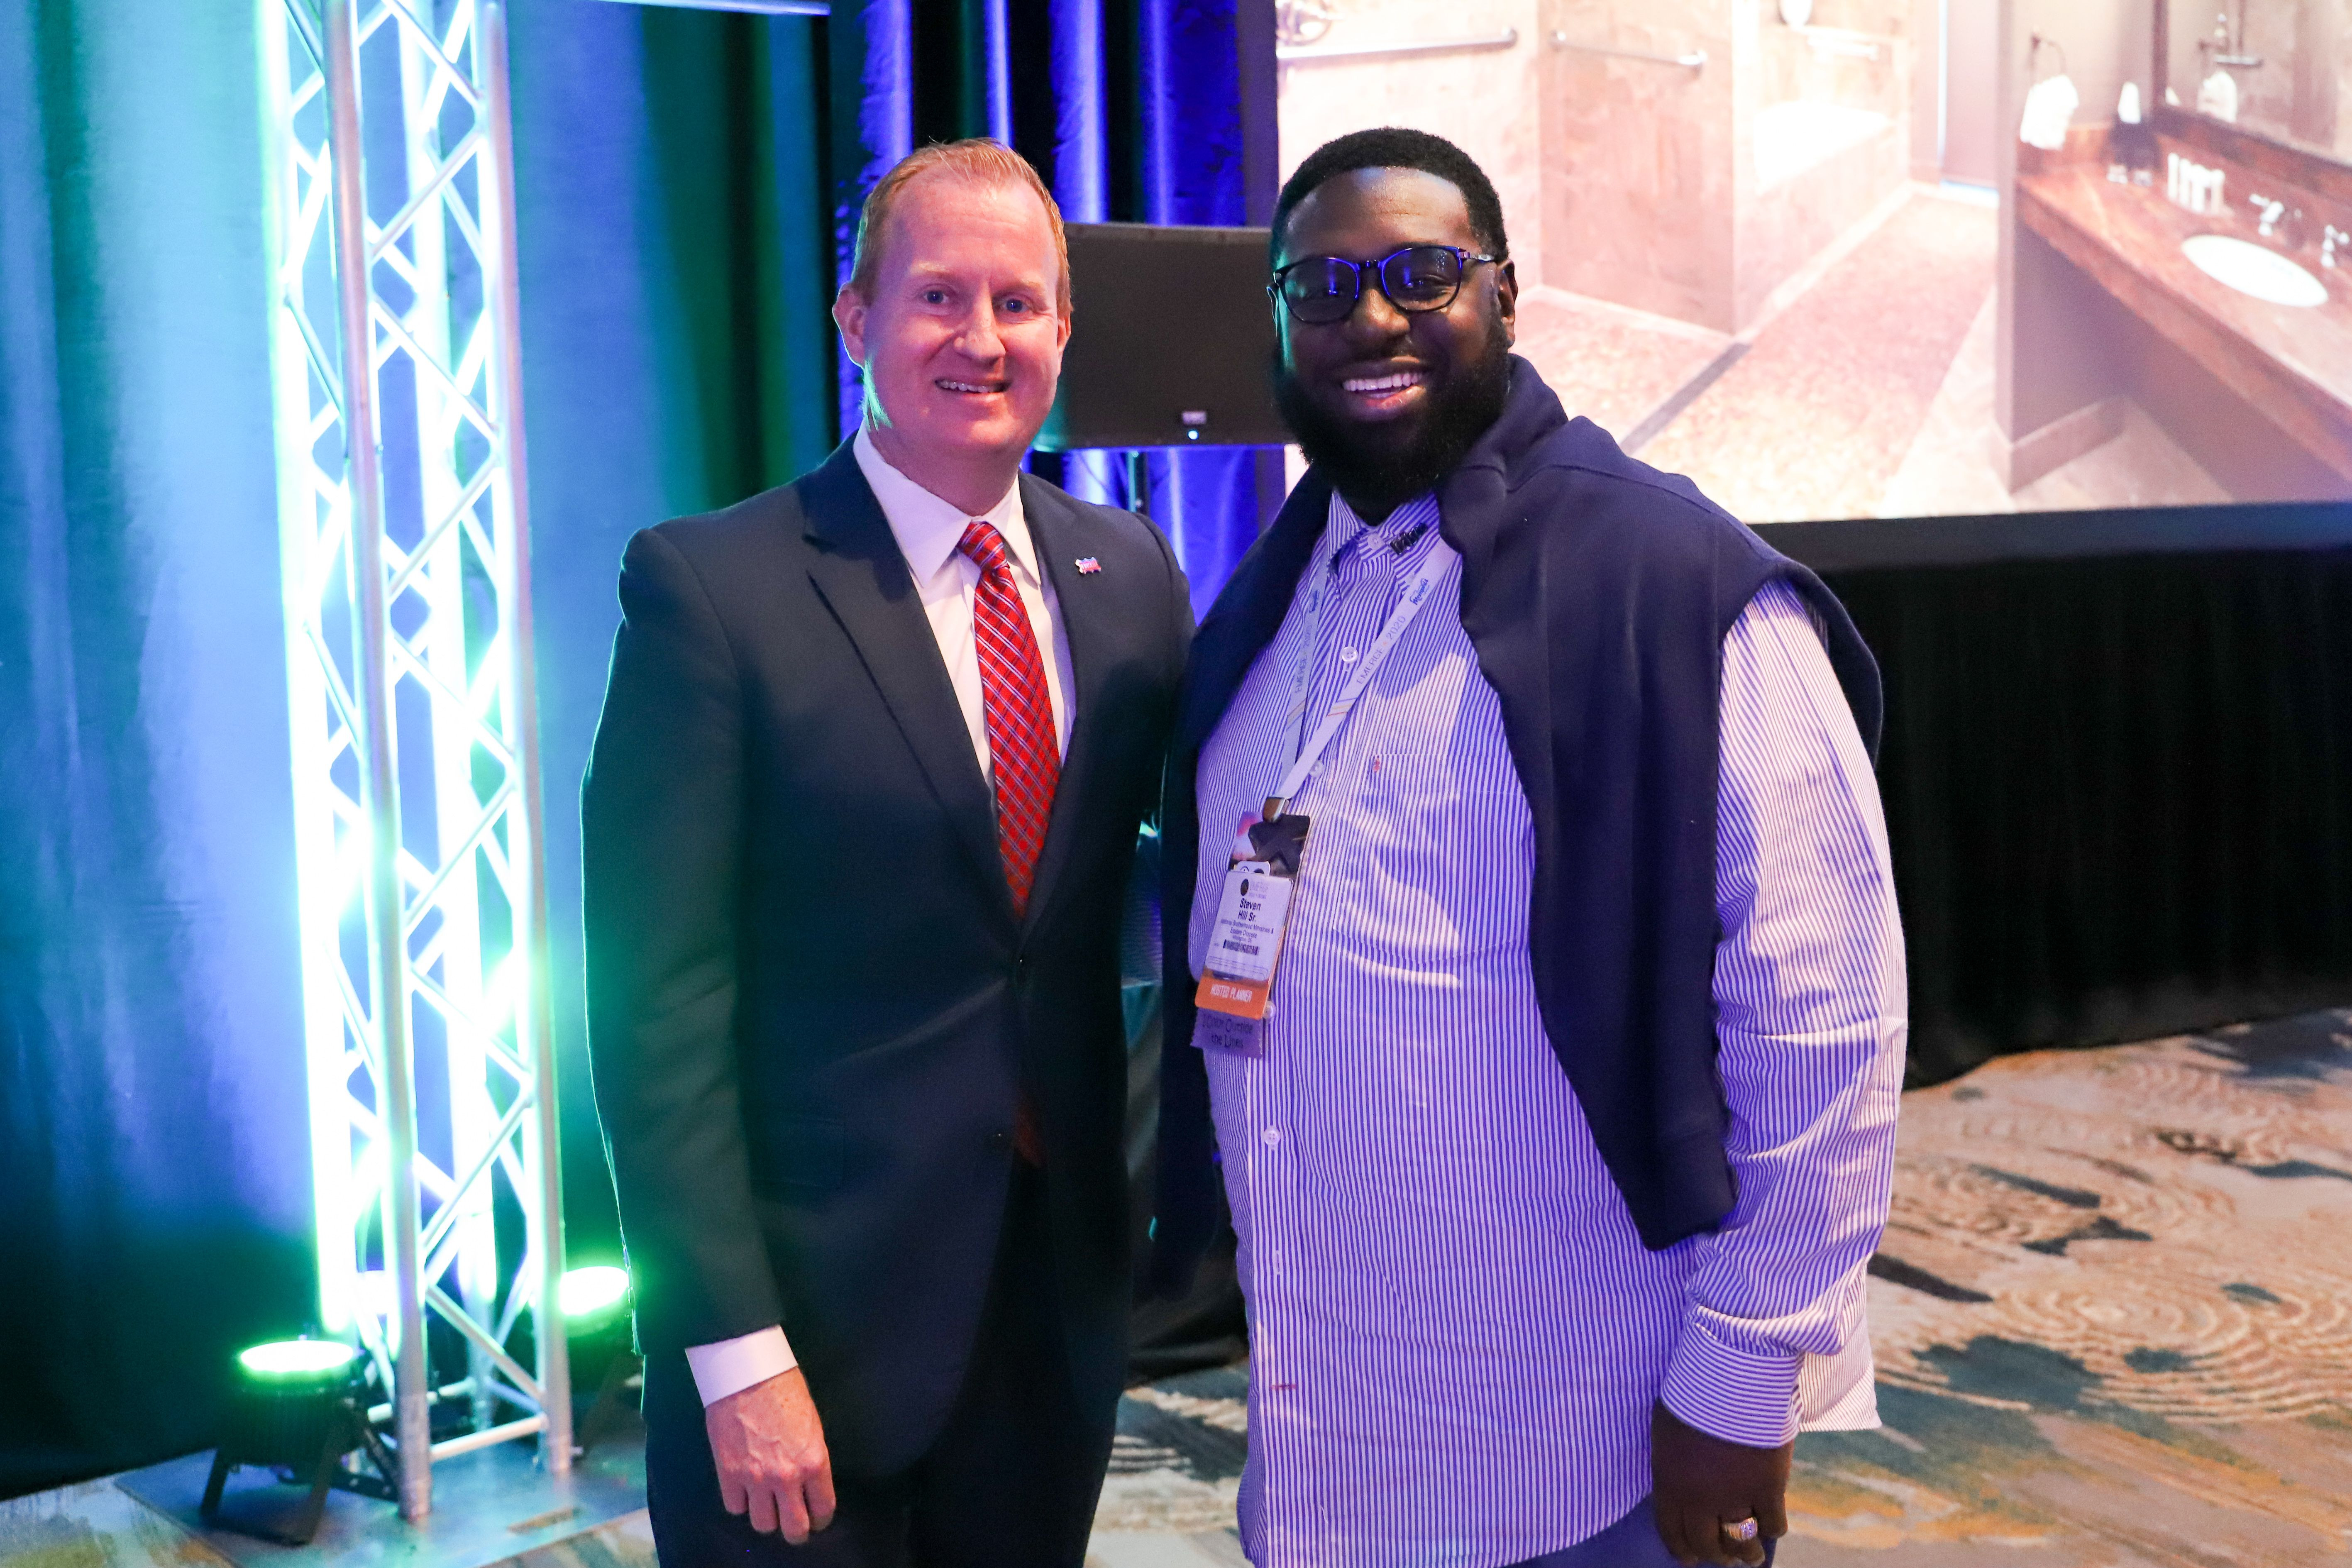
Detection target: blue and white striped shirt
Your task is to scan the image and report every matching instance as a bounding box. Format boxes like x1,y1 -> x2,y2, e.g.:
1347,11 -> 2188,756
1187,491 -> 1907,1565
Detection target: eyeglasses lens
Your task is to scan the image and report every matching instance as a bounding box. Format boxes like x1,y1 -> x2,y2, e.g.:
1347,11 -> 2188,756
1381,247 -> 1463,307
1282,257 -> 1362,325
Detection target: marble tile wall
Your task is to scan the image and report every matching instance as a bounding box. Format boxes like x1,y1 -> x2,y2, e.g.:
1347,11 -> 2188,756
1541,0 -> 1739,328
1735,15 -> 1912,325
1539,0 -> 1912,332
1753,14 -> 1907,109
1275,0 -> 1545,281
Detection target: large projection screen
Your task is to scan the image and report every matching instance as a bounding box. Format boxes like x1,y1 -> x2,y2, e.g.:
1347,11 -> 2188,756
1271,1 -> 2352,523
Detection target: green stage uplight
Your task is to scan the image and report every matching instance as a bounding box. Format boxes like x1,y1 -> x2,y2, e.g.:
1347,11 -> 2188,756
237,1339 -> 360,1381
205,1336 -> 393,1545
559,1265 -> 631,1325
558,1267 -> 639,1458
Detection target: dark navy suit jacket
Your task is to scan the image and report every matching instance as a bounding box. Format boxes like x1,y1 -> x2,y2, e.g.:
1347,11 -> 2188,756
1153,359 -> 1881,1290
584,440 -> 1190,1474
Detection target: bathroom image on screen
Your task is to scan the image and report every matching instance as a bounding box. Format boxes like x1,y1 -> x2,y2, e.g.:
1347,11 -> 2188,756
1275,0 -> 2352,523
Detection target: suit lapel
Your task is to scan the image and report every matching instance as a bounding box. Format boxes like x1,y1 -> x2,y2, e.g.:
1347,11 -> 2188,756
797,442 -> 1014,931
1016,478 -> 1109,934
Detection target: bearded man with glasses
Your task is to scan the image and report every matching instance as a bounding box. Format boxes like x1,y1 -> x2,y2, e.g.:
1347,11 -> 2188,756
1150,127 -> 1907,1567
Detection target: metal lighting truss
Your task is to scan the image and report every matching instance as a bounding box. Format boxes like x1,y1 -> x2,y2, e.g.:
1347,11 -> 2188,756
256,0 -> 569,1518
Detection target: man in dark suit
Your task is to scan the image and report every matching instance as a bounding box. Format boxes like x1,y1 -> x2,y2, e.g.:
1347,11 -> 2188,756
584,139 -> 1192,1565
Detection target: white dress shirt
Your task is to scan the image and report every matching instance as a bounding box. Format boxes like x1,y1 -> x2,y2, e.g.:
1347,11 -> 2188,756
682,426 -> 1077,1407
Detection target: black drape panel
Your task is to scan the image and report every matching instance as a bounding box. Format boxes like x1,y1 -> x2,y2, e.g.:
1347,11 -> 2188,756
1771,510 -> 2352,1086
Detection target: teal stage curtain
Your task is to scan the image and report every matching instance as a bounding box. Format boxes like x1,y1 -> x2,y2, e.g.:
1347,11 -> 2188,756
506,7 -> 843,1292
1,0 -> 315,1501
2,0 -> 1271,1498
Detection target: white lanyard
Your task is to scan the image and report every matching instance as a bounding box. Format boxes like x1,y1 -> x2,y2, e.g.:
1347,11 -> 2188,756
1268,528 -> 1458,813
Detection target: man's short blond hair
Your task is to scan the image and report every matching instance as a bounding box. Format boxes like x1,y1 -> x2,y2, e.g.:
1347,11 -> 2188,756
847,139 -> 1072,313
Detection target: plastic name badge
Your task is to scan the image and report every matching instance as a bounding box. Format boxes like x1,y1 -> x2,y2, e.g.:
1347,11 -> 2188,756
1195,808 -> 1311,1025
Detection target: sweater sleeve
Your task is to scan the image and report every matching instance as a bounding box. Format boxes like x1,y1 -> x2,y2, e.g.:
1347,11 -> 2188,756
1656,578 -> 1909,1447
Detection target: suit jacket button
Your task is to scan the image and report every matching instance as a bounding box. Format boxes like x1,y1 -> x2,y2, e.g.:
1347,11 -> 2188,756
987,1130 -> 1012,1152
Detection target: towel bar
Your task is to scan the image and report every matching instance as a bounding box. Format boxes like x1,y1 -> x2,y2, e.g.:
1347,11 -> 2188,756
1550,34 -> 1707,70
1278,28 -> 1519,64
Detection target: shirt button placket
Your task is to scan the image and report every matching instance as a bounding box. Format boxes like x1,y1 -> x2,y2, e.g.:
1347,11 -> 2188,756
1248,1053 -> 1293,1548
1244,1045 -> 1277,1377
1265,1016 -> 1304,1553
1258,1084 -> 1290,1551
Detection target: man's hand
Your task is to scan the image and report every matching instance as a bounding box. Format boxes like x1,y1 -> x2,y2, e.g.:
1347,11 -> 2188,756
1650,1399 -> 1790,1566
705,1368 -> 837,1544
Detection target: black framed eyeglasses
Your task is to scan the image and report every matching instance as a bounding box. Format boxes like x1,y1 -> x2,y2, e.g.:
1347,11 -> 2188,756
1269,244 -> 1501,325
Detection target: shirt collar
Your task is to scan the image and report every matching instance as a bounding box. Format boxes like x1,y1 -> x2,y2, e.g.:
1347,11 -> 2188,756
853,424 -> 1035,586
1324,488 -> 1443,570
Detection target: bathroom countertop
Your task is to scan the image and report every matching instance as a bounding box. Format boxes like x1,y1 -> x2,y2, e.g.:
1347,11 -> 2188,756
2017,164 -> 2352,480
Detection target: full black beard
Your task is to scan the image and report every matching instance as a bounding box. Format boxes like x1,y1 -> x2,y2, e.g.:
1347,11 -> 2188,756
1272,331 -> 1512,522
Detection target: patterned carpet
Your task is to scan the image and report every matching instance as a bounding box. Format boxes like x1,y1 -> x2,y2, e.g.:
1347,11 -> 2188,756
1791,1009 -> 2352,1565
1092,1010 -> 2352,1566
10,1012 -> 2350,1568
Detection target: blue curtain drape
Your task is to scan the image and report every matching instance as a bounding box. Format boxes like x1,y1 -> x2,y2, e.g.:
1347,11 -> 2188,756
830,0 -> 1278,618
2,0 -> 1271,1498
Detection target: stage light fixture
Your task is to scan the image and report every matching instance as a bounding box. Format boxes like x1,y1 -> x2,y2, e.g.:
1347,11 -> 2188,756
203,1338 -> 398,1546
238,1339 -> 361,1380
559,1265 -> 631,1325
558,1265 -> 642,1456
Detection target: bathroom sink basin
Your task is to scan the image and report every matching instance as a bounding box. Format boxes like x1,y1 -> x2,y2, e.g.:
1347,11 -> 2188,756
2181,234 -> 2328,308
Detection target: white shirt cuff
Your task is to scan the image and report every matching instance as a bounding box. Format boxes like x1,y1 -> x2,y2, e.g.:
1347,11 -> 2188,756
683,1325 -> 798,1407
1658,1318 -> 1803,1448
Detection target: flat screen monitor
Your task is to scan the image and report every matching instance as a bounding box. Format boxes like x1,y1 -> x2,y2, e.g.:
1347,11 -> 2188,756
1036,222 -> 1290,452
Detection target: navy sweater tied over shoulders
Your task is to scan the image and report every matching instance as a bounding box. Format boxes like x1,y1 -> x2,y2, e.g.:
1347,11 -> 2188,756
1150,357 -> 1882,1292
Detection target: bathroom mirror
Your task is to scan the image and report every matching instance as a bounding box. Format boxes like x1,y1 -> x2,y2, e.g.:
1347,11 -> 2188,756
2159,0 -> 2352,166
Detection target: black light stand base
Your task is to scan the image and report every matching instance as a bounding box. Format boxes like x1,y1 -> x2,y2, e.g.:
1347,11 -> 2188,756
199,1401 -> 399,1547
573,1351 -> 644,1459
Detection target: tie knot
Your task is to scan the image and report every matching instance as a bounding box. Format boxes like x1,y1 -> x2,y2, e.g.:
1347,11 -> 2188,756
958,519 -> 1013,577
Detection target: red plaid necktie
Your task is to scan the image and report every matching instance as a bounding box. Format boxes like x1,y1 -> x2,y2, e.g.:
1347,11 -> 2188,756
958,519 -> 1061,916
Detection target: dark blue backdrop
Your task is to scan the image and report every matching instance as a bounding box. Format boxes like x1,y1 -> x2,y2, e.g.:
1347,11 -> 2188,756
0,0 -> 1273,1497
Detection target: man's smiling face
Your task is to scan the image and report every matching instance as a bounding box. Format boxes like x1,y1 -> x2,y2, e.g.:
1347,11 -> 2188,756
1272,166 -> 1517,520
835,169 -> 1069,477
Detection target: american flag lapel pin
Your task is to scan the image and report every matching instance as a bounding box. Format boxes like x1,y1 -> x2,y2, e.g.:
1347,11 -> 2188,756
1075,556 -> 1102,575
